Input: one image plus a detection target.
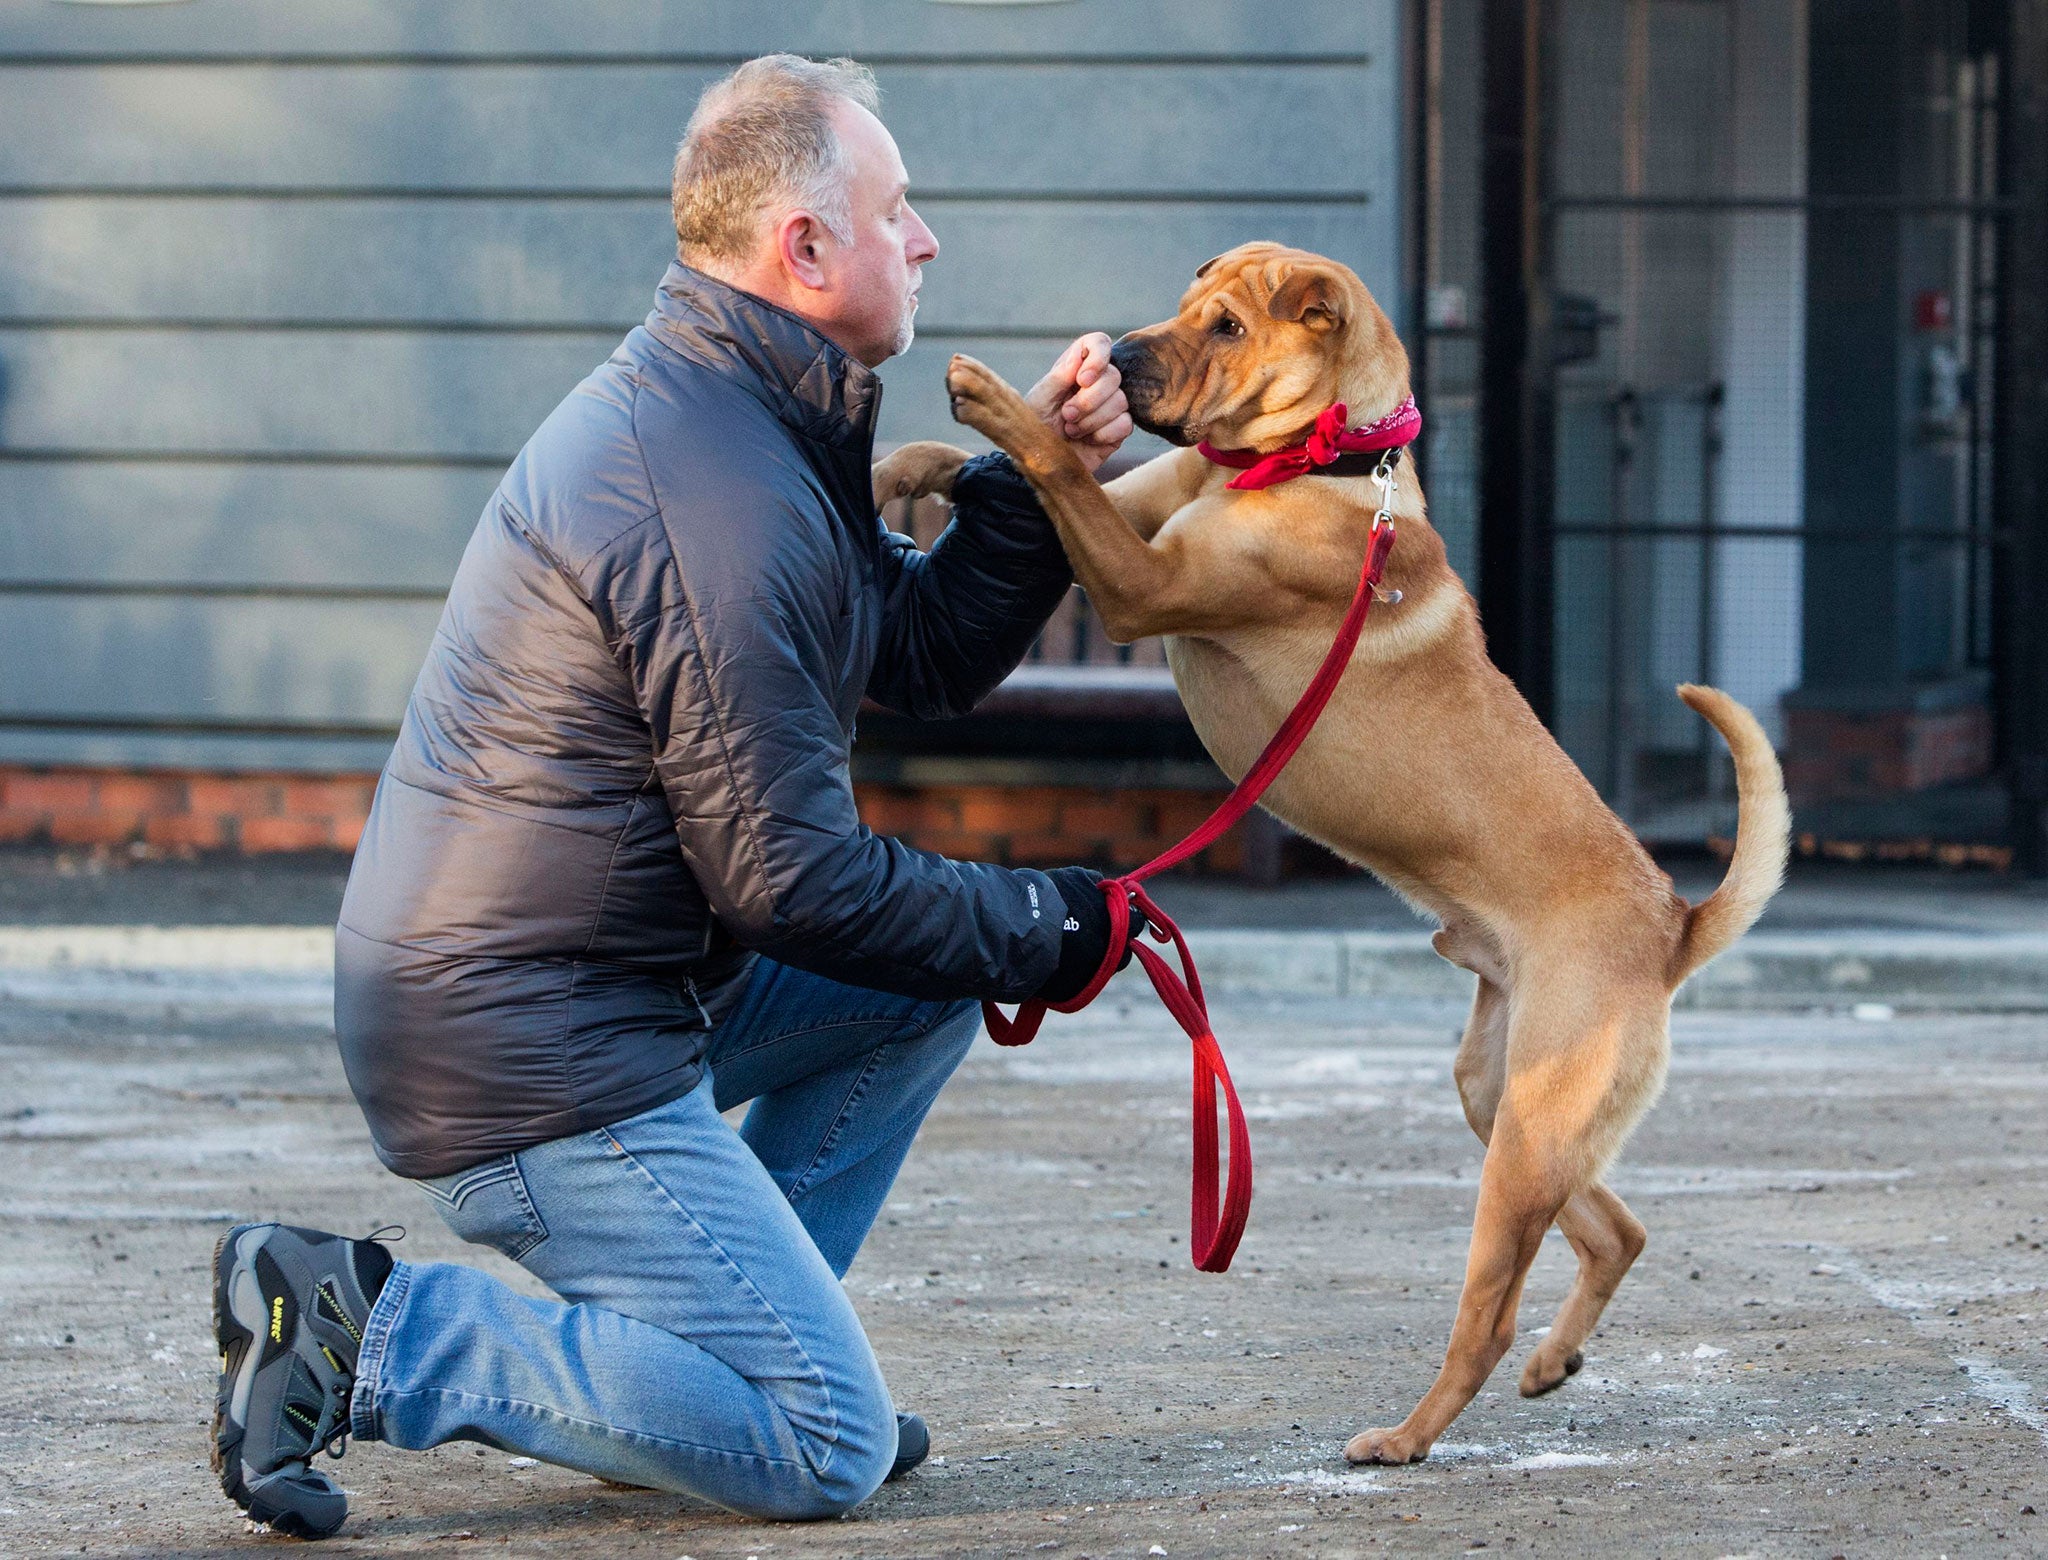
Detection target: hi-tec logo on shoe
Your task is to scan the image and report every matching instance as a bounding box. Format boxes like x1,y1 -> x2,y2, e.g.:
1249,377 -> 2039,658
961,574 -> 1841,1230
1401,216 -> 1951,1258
270,1295 -> 286,1343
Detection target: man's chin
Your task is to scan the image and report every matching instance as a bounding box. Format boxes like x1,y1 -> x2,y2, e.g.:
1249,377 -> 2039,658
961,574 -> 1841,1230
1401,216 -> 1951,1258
853,323 -> 914,371
864,316 -> 915,367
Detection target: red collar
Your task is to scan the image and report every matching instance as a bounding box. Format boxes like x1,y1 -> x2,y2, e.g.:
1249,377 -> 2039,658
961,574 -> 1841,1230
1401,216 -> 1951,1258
1196,396 -> 1422,491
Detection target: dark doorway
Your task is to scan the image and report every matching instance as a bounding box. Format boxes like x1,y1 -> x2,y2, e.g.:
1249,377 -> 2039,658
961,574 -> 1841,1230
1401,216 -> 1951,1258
1418,0 -> 2042,870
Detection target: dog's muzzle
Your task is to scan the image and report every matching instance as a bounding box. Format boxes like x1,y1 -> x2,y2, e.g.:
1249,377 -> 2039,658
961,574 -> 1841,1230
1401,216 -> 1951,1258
1110,337 -> 1190,445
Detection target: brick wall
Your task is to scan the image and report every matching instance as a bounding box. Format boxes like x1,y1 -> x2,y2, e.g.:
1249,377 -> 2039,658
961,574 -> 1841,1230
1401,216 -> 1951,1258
1782,701 -> 1993,803
0,767 -> 374,854
856,783 -> 1246,873
0,765 -> 1248,871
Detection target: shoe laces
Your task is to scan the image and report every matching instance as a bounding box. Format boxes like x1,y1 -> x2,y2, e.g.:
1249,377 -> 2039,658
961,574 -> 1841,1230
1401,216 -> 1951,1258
311,1226 -> 406,1463
319,1386 -> 352,1461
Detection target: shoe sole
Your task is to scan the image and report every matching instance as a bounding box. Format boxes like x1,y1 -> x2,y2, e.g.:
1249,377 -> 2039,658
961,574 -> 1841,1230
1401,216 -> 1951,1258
213,1227 -> 270,1522
210,1228 -> 245,1495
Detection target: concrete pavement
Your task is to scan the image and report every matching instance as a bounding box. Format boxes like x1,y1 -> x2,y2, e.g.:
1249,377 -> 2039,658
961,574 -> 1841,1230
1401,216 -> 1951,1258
1,843 -> 2045,1555
0,986 -> 2043,1556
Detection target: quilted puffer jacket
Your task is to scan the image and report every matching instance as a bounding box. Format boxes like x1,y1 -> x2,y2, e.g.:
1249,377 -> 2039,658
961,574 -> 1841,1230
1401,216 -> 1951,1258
336,261 -> 1074,1177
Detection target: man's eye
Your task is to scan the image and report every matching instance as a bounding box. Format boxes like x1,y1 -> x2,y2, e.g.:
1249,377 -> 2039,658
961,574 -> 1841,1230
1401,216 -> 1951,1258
1212,315 -> 1243,338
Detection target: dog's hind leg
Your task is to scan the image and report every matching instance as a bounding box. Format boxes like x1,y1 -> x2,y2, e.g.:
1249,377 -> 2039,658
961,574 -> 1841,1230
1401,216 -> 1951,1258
1436,925 -> 1654,1399
1440,923 -> 1510,1146
1344,1100 -> 1571,1466
1517,1180 -> 1647,1396
1346,977 -> 1668,1465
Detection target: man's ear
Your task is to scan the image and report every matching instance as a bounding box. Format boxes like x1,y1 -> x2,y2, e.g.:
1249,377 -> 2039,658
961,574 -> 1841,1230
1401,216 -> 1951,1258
775,209 -> 831,291
1267,266 -> 1348,332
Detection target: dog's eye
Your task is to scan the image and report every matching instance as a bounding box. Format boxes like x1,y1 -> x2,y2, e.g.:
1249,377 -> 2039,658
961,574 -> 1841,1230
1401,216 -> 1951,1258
1212,314 -> 1243,339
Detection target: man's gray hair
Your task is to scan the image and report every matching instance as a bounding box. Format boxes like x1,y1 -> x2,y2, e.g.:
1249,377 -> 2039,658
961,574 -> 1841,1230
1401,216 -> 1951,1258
673,54 -> 882,263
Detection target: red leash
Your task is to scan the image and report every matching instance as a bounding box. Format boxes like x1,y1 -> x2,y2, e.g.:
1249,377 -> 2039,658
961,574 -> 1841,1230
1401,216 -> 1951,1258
984,427 -> 1408,1273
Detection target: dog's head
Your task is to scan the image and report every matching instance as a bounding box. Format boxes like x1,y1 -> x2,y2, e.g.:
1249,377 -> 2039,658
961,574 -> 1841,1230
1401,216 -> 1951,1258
1109,242 -> 1410,453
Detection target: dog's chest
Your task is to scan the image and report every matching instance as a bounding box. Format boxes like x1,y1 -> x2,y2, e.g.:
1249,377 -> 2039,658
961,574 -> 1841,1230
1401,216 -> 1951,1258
1163,634 -> 1321,784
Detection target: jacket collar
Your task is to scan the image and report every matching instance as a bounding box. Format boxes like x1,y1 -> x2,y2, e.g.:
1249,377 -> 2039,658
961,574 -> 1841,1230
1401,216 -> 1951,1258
646,260 -> 882,453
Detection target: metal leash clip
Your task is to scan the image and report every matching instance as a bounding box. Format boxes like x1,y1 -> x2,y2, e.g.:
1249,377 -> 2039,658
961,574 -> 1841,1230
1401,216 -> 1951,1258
1371,453 -> 1404,605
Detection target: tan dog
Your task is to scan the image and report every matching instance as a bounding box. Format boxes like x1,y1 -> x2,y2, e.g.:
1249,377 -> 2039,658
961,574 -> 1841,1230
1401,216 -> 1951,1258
873,241 -> 1790,1465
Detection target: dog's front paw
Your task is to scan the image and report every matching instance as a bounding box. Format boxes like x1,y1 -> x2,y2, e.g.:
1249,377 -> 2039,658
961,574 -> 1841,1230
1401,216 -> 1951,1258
1518,1345 -> 1584,1398
946,354 -> 1055,460
1343,1426 -> 1433,1466
873,440 -> 971,509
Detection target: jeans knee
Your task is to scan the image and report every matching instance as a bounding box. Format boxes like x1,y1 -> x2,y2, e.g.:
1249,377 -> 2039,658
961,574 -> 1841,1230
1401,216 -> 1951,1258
735,1393 -> 895,1521
815,1386 -> 897,1512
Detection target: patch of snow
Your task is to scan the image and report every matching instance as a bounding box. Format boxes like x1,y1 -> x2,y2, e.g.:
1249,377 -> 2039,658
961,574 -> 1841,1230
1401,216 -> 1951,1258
1956,1359 -> 2048,1439
1507,1451 -> 1614,1470
1425,1441 -> 1505,1462
1256,1468 -> 1398,1492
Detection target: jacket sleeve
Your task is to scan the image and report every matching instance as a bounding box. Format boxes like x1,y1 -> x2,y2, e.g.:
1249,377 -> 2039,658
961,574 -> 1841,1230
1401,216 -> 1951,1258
611,498 -> 1067,1002
865,452 -> 1074,719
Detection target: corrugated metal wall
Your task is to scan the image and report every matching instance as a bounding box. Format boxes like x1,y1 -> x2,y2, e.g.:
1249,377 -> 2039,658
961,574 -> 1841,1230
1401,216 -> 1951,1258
0,0 -> 1402,773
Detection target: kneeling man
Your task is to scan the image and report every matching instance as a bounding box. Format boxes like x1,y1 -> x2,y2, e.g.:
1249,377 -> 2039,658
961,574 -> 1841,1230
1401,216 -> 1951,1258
210,54 -> 1137,1538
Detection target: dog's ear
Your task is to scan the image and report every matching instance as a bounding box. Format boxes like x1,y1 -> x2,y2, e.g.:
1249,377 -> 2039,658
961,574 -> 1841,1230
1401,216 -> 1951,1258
1267,265 -> 1348,332
1195,253 -> 1225,279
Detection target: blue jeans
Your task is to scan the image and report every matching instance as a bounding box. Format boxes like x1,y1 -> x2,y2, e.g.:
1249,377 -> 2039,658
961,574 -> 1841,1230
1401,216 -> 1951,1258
347,960 -> 979,1520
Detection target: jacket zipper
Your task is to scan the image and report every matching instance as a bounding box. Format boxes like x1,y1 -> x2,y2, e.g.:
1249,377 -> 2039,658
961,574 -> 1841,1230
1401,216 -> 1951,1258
682,976 -> 713,1029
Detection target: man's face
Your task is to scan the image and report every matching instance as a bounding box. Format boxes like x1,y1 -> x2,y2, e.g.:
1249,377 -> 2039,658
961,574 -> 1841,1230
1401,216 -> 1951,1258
816,101 -> 939,367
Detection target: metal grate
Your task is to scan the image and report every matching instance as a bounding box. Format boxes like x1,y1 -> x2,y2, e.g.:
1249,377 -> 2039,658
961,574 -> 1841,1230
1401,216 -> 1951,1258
1417,0 -> 2011,844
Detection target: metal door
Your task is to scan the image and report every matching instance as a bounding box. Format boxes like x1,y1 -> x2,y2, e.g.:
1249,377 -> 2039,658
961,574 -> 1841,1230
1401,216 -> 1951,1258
1413,0 -> 2028,855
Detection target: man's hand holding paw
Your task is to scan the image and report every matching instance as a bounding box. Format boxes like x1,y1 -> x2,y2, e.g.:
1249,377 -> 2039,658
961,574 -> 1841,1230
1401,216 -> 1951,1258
1024,333 -> 1133,474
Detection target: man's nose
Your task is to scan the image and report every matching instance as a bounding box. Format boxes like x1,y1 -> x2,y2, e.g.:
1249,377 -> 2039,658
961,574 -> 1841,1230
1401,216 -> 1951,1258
906,203 -> 939,264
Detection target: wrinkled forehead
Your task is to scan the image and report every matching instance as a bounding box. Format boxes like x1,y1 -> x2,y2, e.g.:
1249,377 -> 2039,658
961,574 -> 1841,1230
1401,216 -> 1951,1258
1175,244 -> 1315,315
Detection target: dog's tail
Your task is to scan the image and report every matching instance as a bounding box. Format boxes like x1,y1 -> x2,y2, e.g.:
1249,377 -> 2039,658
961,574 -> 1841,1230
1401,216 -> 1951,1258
1669,685 -> 1791,987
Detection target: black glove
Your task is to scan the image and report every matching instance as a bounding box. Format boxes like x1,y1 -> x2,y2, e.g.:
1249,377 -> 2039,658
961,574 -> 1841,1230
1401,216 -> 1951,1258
1036,866 -> 1150,1005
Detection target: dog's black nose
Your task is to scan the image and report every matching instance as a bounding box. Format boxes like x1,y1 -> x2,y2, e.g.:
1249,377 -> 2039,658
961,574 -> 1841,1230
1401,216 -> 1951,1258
1109,337 -> 1148,382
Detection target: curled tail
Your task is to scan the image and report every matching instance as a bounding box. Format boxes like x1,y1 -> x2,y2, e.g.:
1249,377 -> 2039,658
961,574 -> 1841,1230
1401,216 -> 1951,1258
1669,685 -> 1791,986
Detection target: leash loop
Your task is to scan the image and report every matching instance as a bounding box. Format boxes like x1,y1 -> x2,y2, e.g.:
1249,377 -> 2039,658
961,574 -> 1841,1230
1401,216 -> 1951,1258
981,457 -> 1408,1273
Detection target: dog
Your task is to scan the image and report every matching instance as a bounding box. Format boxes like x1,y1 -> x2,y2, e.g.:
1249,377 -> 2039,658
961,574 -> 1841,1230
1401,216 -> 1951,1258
871,241 -> 1790,1465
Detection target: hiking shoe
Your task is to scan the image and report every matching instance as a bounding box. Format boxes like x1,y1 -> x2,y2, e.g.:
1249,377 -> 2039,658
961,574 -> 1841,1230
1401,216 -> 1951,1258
888,1412 -> 930,1481
211,1223 -> 395,1540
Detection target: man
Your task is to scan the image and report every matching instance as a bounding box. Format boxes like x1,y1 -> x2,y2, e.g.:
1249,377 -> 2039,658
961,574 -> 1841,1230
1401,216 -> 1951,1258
210,55 -> 1139,1539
